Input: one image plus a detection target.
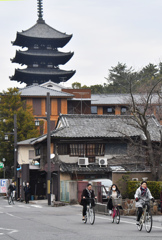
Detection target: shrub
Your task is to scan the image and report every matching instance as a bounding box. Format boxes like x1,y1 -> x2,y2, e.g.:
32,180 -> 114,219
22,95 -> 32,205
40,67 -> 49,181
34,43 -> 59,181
127,181 -> 162,199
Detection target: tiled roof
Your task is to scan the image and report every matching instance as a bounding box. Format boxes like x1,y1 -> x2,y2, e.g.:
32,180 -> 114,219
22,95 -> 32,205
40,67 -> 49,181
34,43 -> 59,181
15,49 -> 73,57
17,138 -> 36,145
19,84 -> 74,97
18,22 -> 72,39
52,114 -> 161,142
59,162 -> 150,173
91,93 -> 160,105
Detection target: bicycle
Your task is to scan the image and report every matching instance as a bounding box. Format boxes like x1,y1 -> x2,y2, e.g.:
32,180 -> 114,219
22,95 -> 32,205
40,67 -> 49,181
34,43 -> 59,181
111,197 -> 122,224
136,199 -> 153,233
8,190 -> 15,205
83,198 -> 96,225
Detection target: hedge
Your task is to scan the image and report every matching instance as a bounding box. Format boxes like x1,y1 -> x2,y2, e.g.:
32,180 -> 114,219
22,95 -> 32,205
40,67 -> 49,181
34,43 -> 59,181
127,181 -> 162,199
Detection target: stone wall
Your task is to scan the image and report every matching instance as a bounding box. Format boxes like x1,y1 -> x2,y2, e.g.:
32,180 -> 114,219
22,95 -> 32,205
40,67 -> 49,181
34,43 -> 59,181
95,199 -> 161,216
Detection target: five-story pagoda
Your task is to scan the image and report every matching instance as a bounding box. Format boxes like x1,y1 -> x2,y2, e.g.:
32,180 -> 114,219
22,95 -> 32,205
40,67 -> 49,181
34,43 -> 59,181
10,0 -> 75,86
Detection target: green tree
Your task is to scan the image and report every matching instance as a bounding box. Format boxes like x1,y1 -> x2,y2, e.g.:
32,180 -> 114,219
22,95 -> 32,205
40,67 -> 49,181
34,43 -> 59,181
72,82 -> 82,89
0,88 -> 40,178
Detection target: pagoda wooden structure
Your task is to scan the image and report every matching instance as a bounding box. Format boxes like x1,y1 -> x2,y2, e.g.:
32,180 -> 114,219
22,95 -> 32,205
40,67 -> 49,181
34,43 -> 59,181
10,0 -> 75,85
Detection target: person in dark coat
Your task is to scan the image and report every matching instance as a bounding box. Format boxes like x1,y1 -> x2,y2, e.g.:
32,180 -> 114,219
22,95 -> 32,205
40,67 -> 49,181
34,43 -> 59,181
24,182 -> 31,204
107,184 -> 121,215
160,190 -> 162,214
80,183 -> 96,221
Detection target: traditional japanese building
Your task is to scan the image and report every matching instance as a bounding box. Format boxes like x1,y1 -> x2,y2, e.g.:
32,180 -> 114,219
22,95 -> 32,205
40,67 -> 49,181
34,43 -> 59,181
10,0 -> 75,86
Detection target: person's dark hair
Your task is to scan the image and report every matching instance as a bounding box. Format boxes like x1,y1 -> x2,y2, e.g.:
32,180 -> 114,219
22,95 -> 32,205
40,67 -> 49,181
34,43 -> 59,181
141,181 -> 147,185
87,183 -> 92,187
110,184 -> 120,193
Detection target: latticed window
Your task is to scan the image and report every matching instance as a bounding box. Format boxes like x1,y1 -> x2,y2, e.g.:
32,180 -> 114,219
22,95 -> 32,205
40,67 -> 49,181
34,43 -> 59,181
70,144 -> 86,156
58,144 -> 69,155
87,144 -> 104,156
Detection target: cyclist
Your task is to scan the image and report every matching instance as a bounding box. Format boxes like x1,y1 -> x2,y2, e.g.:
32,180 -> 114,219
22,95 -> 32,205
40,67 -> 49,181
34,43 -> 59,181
134,181 -> 154,225
80,183 -> 96,221
107,184 -> 121,215
8,181 -> 16,200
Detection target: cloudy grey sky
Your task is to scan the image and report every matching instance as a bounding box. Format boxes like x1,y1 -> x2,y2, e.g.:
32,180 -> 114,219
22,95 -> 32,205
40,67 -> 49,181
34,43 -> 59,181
0,0 -> 162,91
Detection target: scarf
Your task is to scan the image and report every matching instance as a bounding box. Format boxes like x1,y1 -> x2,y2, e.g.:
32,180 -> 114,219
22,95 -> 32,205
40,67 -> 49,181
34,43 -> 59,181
140,186 -> 147,196
86,188 -> 92,198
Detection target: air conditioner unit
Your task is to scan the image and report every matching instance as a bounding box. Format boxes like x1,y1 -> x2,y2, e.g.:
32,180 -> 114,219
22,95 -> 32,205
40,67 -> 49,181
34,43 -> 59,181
142,177 -> 148,181
99,158 -> 107,166
132,178 -> 138,181
78,158 -> 89,166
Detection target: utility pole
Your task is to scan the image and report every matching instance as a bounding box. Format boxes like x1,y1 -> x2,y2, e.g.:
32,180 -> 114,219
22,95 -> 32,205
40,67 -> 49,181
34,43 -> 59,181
47,93 -> 51,205
14,114 -> 17,185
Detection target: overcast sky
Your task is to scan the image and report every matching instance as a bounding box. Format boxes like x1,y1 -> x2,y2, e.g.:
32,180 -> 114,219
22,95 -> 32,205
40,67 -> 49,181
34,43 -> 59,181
1,0 -> 162,92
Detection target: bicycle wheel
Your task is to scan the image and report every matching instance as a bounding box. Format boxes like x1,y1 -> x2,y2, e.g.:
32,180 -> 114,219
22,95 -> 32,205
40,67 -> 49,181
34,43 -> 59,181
115,207 -> 120,224
84,210 -> 88,224
145,211 -> 152,233
89,208 -> 95,225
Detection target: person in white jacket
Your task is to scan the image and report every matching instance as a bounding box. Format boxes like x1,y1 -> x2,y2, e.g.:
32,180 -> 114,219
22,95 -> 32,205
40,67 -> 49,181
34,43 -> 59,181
134,181 -> 154,225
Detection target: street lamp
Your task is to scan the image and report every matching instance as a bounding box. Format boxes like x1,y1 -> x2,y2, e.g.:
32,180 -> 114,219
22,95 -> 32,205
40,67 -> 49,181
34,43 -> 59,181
2,158 -> 5,179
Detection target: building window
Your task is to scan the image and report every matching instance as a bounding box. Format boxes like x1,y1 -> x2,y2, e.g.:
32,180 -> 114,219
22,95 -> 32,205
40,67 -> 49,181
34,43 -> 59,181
34,44 -> 39,49
35,148 -> 40,156
121,107 -> 127,115
103,106 -> 115,114
87,143 -> 104,156
91,106 -> 97,114
70,144 -> 86,156
105,143 -> 127,155
57,144 -> 69,155
33,98 -> 42,115
29,150 -> 35,159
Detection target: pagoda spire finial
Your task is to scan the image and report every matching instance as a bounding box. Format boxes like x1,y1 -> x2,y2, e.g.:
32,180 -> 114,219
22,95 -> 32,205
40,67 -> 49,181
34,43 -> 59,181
37,0 -> 45,23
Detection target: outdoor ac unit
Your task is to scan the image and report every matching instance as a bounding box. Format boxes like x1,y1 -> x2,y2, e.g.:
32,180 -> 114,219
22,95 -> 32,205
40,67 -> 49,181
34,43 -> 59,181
99,158 -> 107,166
142,177 -> 148,181
78,158 -> 89,166
132,178 -> 138,181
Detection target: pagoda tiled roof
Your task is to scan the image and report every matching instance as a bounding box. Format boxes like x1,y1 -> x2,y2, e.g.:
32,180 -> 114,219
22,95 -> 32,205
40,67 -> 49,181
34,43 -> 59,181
10,68 -> 76,84
19,84 -> 74,98
19,22 -> 72,39
12,50 -> 74,65
12,22 -> 72,48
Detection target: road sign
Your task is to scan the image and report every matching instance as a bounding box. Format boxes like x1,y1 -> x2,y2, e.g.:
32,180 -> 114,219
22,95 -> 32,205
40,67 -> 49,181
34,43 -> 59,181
0,162 -> 4,168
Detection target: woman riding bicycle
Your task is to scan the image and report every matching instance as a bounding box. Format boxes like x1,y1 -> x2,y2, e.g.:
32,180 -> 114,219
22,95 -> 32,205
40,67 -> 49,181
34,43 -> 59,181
80,183 -> 96,221
134,181 -> 154,225
107,184 -> 121,215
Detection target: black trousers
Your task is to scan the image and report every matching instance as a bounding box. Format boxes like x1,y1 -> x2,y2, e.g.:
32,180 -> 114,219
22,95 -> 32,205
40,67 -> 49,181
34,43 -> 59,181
107,198 -> 113,210
82,204 -> 87,216
25,193 -> 30,203
137,205 -> 150,221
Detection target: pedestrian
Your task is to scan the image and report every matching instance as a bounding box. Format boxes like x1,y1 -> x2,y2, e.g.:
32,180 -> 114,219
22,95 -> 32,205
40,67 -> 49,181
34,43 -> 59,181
160,190 -> 162,214
134,181 -> 154,225
107,184 -> 121,215
24,182 -> 31,204
80,183 -> 97,221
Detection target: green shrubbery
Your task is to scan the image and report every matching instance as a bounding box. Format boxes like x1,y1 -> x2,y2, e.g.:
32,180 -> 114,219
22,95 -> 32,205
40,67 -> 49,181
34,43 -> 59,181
127,181 -> 162,199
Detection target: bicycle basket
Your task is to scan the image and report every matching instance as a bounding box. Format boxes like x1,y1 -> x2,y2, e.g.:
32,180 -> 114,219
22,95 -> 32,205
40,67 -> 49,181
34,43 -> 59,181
112,198 -> 122,206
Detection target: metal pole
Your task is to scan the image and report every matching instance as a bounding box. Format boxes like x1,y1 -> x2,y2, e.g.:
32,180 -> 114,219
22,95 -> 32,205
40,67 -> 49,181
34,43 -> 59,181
47,93 -> 51,205
14,114 -> 17,185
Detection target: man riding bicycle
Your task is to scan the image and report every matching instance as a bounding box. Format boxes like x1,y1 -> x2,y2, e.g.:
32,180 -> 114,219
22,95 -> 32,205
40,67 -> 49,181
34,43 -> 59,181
80,183 -> 96,221
8,181 -> 16,199
134,181 -> 154,225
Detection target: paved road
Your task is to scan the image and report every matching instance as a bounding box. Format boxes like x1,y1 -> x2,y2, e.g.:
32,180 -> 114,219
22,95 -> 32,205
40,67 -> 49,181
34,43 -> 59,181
0,197 -> 162,240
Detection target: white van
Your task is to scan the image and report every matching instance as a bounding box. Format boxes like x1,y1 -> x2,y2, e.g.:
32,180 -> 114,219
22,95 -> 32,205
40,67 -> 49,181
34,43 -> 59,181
86,178 -> 113,202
